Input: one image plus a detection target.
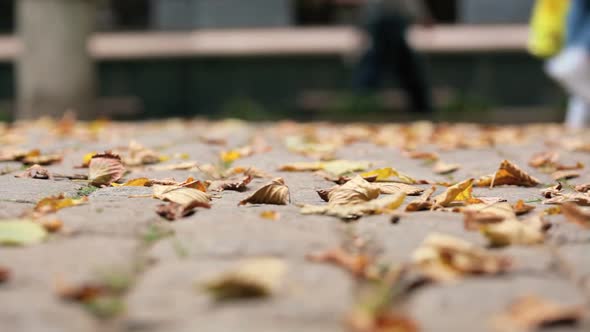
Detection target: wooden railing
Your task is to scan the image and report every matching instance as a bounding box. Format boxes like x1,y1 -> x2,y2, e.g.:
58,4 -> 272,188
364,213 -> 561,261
0,25 -> 529,61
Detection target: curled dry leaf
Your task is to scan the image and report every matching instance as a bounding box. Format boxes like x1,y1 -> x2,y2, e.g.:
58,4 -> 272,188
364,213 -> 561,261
153,185 -> 211,207
462,202 -> 515,230
156,201 -> 210,221
88,153 -> 126,187
202,258 -> 287,300
432,161 -> 461,175
21,149 -> 63,166
15,164 -> 52,179
575,183 -> 590,193
403,150 -> 439,161
477,160 -> 540,188
541,183 -> 563,198
151,161 -> 199,171
512,200 -> 535,215
359,167 -> 417,184
239,178 -> 290,206
561,203 -> 590,229
543,192 -> 590,206
31,194 -> 88,218
551,170 -> 580,181
123,141 -> 161,166
412,233 -> 511,282
112,178 -> 152,187
39,218 -> 63,233
279,160 -> 370,176
0,220 -> 48,246
306,248 -> 372,278
58,283 -> 107,302
432,178 -> 474,208
301,193 -> 406,220
493,295 -> 586,332
326,176 -> 380,206
207,175 -> 252,192
0,266 -> 10,283
405,186 -> 436,212
529,151 -> 559,168
373,183 -> 424,196
481,218 -> 546,247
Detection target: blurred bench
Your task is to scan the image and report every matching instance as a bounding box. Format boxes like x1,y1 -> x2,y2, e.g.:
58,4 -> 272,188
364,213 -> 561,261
0,24 -> 529,61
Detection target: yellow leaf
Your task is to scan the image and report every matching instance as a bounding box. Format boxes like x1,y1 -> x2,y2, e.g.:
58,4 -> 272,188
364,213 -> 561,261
220,150 -> 242,164
260,211 -> 280,221
360,167 -> 398,181
432,178 -> 474,208
32,194 -> 88,217
239,178 -> 290,206
301,192 -> 406,220
112,178 -> 152,187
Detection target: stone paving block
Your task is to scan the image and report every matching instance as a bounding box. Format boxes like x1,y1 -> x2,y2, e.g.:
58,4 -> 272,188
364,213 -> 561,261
125,259 -> 353,332
0,175 -> 83,203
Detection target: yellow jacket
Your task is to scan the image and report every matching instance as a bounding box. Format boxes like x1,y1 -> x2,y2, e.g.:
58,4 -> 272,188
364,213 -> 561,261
529,0 -> 570,58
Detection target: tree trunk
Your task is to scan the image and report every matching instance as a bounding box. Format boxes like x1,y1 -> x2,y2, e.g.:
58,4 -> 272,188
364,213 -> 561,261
17,0 -> 97,120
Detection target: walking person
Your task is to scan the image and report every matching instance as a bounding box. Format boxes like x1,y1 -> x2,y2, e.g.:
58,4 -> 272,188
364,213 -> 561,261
351,0 -> 434,113
544,0 -> 590,128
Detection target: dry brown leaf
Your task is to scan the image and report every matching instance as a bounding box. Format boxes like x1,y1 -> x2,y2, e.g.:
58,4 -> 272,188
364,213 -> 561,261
432,178 -> 474,208
561,203 -> 590,229
0,266 -> 10,284
39,218 -> 63,233
202,258 -> 287,300
462,202 -> 515,231
403,150 -> 439,161
88,153 -> 126,187
543,192 -> 590,206
326,176 -> 380,206
156,201 -> 210,221
551,170 -> 580,181
348,311 -> 419,332
575,183 -> 590,193
528,151 -> 559,168
405,186 -> 436,212
207,175 -> 252,192
432,161 -> 461,175
123,141 -> 161,166
279,160 -> 370,176
306,248 -> 372,278
512,200 -> 535,215
477,160 -> 540,188
153,185 -> 211,207
113,178 -> 152,187
301,192 -> 406,220
15,164 -> 52,180
151,161 -> 199,171
493,295 -> 585,332
481,218 -> 546,247
21,149 -> 63,166
371,183 -> 423,196
239,178 -> 290,206
541,183 -> 563,198
412,233 -> 511,282
30,194 -> 88,218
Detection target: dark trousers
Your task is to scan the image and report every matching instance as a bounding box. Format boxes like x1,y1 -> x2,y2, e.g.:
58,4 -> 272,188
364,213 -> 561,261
354,13 -> 433,113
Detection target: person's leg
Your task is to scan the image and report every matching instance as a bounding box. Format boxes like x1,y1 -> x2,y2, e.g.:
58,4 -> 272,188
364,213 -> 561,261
565,96 -> 590,129
353,13 -> 388,91
382,15 -> 433,113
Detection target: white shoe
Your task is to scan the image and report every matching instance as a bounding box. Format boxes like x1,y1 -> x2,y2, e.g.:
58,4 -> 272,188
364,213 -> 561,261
546,48 -> 590,102
565,96 -> 590,129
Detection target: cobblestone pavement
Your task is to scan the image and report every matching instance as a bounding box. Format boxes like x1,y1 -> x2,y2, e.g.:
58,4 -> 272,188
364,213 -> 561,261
0,120 -> 590,332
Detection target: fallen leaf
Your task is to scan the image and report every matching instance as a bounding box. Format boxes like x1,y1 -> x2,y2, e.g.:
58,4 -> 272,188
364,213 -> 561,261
432,178 -> 474,208
301,192 -> 406,220
477,160 -> 540,188
462,202 -> 515,230
360,167 -> 417,184
405,186 -> 436,212
481,218 -> 545,247
239,178 -> 290,206
512,200 -> 535,215
39,218 -> 63,233
561,203 -> 590,229
207,175 -> 252,192
21,149 -> 63,166
543,192 -> 590,206
279,160 -> 370,176
528,151 -> 559,168
113,178 -> 152,187
156,201 -> 210,221
260,210 -> 280,221
15,164 -> 52,179
432,161 -> 461,175
493,295 -> 585,332
551,170 -> 580,181
541,183 -> 563,198
575,183 -> 590,193
0,266 -> 10,283
411,233 -> 511,282
78,152 -> 97,168
153,185 -> 211,207
123,141 -> 161,166
326,176 -> 380,205
307,248 -> 372,278
373,183 -> 424,196
403,150 -> 439,161
544,206 -> 562,215
201,258 -> 287,300
31,194 -> 88,217
58,283 -> 107,302
0,220 -> 48,246
88,153 -> 126,186
278,161 -> 323,172
151,161 -> 198,171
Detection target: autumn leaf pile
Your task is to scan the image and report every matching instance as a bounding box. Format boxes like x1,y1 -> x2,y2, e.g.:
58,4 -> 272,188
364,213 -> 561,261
1,118 -> 590,331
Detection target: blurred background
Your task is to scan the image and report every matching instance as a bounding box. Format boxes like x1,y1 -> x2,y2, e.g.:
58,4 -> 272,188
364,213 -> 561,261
0,0 -> 567,122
